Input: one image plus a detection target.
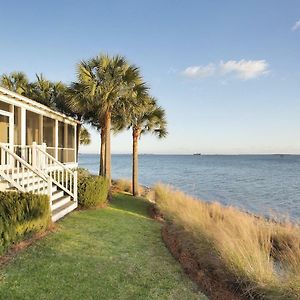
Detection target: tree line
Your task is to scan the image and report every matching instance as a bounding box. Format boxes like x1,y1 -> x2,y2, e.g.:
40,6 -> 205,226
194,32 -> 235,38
0,54 -> 167,196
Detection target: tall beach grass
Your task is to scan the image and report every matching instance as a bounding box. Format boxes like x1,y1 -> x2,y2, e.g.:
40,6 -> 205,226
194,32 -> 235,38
154,184 -> 300,299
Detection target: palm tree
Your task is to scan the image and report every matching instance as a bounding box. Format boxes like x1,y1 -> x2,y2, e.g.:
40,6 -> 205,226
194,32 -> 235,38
28,74 -> 60,109
0,72 -> 30,95
116,94 -> 167,196
79,126 -> 91,145
133,99 -> 167,196
71,54 -> 143,185
68,79 -> 106,176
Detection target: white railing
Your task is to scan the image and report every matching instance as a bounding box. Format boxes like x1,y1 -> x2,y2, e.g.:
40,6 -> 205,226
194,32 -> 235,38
14,145 -> 76,165
47,146 -> 76,163
1,143 -> 77,204
35,144 -> 77,200
0,143 -> 51,195
14,145 -> 34,165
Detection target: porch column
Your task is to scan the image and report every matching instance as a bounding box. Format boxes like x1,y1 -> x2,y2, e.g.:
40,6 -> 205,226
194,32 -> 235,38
54,119 -> 58,160
20,107 -> 26,147
74,125 -> 77,163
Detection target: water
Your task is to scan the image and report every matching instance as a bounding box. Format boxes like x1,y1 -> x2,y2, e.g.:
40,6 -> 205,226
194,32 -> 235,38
79,154 -> 300,221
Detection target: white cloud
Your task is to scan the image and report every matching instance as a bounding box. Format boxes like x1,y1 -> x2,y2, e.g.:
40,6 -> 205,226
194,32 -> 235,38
219,59 -> 269,80
292,19 -> 300,31
182,64 -> 215,79
182,59 -> 269,80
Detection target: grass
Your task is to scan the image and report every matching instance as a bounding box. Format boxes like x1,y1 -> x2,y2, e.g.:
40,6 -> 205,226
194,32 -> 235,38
0,193 -> 206,300
154,184 -> 300,299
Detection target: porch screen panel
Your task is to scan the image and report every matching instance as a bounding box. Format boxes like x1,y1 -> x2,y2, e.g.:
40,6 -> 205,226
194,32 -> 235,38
0,114 -> 9,164
0,115 -> 9,143
58,121 -> 64,162
26,111 -> 40,145
66,124 -> 75,163
43,117 -> 55,157
14,106 -> 21,145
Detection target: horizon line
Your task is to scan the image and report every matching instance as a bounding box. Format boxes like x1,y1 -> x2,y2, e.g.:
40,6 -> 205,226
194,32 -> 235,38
78,152 -> 300,156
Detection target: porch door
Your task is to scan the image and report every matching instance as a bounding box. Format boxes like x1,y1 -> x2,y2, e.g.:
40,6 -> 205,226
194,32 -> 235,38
0,109 -> 13,168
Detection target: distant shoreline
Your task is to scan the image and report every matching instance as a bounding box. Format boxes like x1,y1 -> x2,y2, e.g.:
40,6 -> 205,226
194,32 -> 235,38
79,153 -> 300,156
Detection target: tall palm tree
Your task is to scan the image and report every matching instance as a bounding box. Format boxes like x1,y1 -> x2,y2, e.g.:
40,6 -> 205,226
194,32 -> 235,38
68,79 -> 106,176
116,94 -> 167,196
0,71 -> 30,95
71,54 -> 143,185
133,99 -> 167,196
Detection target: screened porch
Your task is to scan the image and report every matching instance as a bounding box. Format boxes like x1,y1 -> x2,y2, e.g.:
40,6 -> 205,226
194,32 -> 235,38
0,95 -> 78,167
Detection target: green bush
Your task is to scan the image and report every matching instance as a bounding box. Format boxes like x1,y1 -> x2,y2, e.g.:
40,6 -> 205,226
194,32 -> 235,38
78,174 -> 109,209
0,191 -> 50,255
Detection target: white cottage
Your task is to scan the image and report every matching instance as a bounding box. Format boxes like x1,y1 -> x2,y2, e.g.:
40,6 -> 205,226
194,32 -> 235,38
0,86 -> 79,221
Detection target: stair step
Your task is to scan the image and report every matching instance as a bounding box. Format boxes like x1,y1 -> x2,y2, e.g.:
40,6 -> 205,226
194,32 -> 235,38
52,201 -> 77,222
52,195 -> 71,210
51,189 -> 64,201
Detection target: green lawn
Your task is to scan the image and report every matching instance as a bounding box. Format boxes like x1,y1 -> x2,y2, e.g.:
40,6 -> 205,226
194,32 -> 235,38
0,193 -> 206,300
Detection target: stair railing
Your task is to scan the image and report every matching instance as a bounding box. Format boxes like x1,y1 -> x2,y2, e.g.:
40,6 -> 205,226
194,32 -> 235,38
34,143 -> 77,201
0,143 -> 51,196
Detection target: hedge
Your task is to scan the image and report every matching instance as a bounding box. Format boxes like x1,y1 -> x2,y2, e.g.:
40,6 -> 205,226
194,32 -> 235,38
0,191 -> 50,255
78,172 -> 109,209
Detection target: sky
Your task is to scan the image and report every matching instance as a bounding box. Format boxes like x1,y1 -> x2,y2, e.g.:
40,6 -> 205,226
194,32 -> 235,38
1,0 -> 300,154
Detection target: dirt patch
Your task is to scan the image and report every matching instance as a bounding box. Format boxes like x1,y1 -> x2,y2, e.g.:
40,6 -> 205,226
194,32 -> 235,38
148,204 -> 164,222
0,225 -> 57,269
161,225 -> 246,300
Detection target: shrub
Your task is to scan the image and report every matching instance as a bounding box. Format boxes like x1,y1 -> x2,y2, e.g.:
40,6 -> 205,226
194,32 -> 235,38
0,191 -> 50,255
78,174 -> 109,209
154,184 -> 300,299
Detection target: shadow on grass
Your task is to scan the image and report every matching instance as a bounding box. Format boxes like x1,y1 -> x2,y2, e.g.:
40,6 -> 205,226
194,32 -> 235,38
109,193 -> 152,219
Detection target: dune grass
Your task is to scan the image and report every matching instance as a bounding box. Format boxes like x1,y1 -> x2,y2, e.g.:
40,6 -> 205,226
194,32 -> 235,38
0,193 -> 206,300
113,178 -> 146,196
154,184 -> 300,299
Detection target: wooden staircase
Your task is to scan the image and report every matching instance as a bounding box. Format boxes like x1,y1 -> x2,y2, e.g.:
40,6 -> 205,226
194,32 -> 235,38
0,143 -> 77,222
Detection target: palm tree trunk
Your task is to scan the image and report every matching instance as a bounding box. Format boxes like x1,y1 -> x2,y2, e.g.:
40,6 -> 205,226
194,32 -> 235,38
132,128 -> 140,196
99,128 -> 106,176
104,110 -> 111,186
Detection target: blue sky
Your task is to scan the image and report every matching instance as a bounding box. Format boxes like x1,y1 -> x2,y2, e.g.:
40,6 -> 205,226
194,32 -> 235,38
1,0 -> 300,154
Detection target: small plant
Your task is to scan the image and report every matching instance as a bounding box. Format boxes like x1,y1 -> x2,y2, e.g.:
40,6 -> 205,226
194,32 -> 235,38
78,173 -> 109,209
